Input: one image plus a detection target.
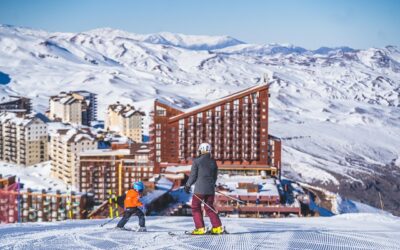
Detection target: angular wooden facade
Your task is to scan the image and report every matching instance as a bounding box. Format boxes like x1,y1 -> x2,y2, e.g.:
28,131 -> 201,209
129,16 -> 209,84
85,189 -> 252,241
150,84 -> 282,177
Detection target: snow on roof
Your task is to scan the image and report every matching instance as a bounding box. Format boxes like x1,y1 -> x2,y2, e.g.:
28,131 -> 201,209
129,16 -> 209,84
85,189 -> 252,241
140,177 -> 173,205
73,133 -> 95,143
73,90 -> 95,97
0,161 -> 71,192
165,165 -> 192,173
124,109 -> 135,117
47,122 -> 74,136
217,175 -> 280,197
79,149 -> 130,156
155,98 -> 183,111
170,84 -> 267,120
108,103 -> 145,118
0,95 -> 23,104
55,127 -> 96,143
0,112 -> 43,127
52,91 -> 95,105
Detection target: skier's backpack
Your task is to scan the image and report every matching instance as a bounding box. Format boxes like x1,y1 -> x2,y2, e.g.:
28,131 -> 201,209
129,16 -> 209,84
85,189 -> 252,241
116,193 -> 126,208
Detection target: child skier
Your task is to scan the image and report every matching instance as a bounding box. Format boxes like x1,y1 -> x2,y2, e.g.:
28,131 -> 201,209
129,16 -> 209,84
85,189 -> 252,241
116,181 -> 147,232
184,143 -> 224,235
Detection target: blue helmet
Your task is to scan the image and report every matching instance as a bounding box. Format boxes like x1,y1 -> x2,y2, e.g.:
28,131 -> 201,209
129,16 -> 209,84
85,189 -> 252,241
133,181 -> 144,192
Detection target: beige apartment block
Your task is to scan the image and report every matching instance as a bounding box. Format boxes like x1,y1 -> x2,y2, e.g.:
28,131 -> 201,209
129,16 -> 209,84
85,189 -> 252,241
0,112 -> 48,166
50,127 -> 97,188
105,103 -> 145,143
48,91 -> 97,126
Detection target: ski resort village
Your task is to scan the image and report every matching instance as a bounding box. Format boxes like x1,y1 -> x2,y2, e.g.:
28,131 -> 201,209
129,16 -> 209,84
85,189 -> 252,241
0,10 -> 400,249
1,81 -> 400,249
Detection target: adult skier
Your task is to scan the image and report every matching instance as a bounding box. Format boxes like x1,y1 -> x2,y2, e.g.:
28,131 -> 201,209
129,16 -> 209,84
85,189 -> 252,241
184,142 -> 224,235
116,181 -> 147,232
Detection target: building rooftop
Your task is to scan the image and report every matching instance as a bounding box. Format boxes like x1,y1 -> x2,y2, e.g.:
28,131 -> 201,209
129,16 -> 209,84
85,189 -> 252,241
130,143 -> 151,154
217,175 -> 280,197
165,165 -> 192,173
108,102 -> 145,118
52,127 -> 96,143
0,112 -> 45,127
50,91 -> 95,105
169,84 -> 268,121
0,95 -> 29,104
80,149 -> 131,157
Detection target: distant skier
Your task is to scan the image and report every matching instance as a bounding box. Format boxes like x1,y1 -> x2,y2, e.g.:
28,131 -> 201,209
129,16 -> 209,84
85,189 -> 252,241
184,143 -> 224,235
116,181 -> 147,232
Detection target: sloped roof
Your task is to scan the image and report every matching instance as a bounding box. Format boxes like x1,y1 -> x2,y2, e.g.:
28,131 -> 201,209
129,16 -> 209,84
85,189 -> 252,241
108,103 -> 145,117
169,84 -> 268,122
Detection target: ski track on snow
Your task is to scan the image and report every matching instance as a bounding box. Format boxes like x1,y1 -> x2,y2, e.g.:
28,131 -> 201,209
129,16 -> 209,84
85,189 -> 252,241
0,215 -> 399,250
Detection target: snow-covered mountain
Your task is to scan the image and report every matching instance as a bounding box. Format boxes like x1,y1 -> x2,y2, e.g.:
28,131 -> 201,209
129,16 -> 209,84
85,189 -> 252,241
0,25 -> 399,214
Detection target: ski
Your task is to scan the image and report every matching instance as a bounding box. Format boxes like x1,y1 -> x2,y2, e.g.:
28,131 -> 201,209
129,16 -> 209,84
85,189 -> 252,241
168,229 -> 229,236
109,227 -> 145,232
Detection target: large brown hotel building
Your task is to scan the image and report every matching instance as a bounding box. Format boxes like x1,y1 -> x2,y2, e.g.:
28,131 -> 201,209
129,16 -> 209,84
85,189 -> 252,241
150,84 -> 282,177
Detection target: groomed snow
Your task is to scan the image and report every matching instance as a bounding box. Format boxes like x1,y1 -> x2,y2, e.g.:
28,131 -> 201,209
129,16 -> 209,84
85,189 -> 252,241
0,214 -> 399,249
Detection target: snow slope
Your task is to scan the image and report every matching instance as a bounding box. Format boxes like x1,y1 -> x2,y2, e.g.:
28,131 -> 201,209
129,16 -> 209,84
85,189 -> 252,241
0,214 -> 399,249
0,25 -> 399,212
0,161 -> 70,191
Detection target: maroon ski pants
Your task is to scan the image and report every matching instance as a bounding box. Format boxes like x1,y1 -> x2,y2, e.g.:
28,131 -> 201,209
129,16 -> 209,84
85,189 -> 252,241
191,194 -> 222,229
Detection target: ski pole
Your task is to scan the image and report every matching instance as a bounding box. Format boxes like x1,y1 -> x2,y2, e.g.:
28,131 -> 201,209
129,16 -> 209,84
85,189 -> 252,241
215,190 -> 246,204
193,194 -> 218,214
100,211 -> 124,227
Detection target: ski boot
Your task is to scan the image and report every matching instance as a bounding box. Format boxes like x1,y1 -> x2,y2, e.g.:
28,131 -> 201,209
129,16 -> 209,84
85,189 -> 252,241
189,227 -> 207,235
137,227 -> 147,232
210,226 -> 225,235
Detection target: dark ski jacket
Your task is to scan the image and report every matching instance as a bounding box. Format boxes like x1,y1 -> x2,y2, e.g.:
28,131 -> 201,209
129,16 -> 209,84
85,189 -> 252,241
186,153 -> 218,195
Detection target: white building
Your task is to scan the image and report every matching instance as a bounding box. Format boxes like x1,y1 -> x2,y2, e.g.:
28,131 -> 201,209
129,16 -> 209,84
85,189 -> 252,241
105,102 -> 145,143
50,127 -> 97,187
0,112 -> 48,166
48,91 -> 97,126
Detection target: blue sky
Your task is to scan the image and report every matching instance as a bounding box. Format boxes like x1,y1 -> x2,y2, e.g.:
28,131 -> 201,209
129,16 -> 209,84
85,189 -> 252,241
0,0 -> 399,49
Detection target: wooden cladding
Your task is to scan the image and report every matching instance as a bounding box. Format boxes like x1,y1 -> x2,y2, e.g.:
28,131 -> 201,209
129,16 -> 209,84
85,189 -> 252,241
150,84 -> 282,176
79,158 -> 153,202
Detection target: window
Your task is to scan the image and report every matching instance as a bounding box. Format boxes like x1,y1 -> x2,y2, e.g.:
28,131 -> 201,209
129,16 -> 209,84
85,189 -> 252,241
156,106 -> 166,116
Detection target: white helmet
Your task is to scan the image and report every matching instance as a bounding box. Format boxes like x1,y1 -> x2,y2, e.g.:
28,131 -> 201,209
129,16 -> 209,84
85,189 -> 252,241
198,143 -> 211,155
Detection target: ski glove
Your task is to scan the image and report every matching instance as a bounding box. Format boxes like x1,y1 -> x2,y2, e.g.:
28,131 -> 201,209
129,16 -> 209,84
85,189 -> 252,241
184,186 -> 191,194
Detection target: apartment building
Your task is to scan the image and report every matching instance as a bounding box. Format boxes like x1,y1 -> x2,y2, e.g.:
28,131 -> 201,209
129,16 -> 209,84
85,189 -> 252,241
149,84 -> 282,177
50,128 -> 97,187
79,143 -> 152,201
105,102 -> 145,143
49,91 -> 97,126
0,96 -> 32,115
0,112 -> 48,166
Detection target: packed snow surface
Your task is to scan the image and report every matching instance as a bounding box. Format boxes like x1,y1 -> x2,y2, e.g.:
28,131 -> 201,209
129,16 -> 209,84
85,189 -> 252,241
0,214 -> 399,249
